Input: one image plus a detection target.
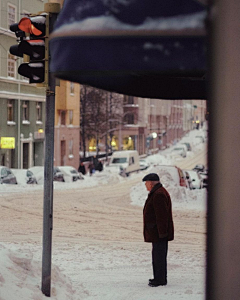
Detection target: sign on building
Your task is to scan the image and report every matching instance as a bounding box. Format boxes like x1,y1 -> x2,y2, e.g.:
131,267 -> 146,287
0,137 -> 15,149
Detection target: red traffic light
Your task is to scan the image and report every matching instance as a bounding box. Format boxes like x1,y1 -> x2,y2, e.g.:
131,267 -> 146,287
9,12 -> 49,85
18,15 -> 47,37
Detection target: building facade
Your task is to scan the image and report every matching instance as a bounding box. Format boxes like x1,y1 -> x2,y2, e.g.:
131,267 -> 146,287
82,95 -> 207,156
54,80 -> 80,169
118,98 -> 206,155
0,0 -> 47,168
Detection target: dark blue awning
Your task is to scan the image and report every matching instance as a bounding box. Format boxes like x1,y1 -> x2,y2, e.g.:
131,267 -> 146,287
49,0 -> 207,99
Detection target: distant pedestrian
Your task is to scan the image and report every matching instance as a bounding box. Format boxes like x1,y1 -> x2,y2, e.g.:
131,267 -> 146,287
142,173 -> 174,287
78,162 -> 86,175
88,162 -> 95,176
97,160 -> 103,172
93,156 -> 99,170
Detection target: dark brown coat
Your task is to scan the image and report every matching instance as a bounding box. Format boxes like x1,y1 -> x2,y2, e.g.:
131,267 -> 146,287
143,183 -> 174,243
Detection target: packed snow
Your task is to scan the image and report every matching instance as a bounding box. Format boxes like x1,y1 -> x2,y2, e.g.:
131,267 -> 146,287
0,128 -> 207,299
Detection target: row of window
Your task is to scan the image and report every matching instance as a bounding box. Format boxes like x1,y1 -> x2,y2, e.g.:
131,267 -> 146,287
7,2 -> 44,29
7,100 -> 42,123
6,100 -> 75,126
59,110 -> 74,126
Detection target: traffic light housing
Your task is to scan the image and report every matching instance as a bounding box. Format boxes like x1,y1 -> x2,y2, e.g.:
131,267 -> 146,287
10,13 -> 49,85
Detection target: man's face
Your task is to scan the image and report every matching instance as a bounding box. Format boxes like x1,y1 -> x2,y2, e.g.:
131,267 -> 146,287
145,181 -> 152,192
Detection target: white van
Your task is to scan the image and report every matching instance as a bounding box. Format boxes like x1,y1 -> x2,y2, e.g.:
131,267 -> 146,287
108,150 -> 140,176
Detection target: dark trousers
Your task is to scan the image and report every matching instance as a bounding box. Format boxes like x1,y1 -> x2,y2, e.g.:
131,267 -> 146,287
152,240 -> 168,283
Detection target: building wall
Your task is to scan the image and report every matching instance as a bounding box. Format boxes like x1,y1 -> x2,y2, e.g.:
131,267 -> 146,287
54,80 -> 80,169
0,0 -> 47,168
119,98 -> 206,154
81,93 -> 207,156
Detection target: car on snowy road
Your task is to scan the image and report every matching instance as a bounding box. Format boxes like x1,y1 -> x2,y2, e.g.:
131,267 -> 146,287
184,170 -> 203,189
53,167 -> 65,182
58,166 -> 83,182
199,171 -> 208,189
151,165 -> 188,188
28,166 -> 65,184
193,164 -> 205,173
181,142 -> 192,151
0,166 -> 17,184
171,146 -> 187,158
139,159 -> 150,170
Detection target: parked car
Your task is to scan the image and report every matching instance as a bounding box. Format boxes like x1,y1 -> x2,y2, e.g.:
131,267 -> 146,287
108,150 -> 140,176
29,166 -> 65,183
151,165 -> 188,188
183,170 -> 192,189
53,167 -> 65,182
26,169 -> 38,184
58,166 -> 82,182
184,170 -> 203,189
199,171 -> 208,189
181,142 -> 192,151
171,146 -> 187,158
139,159 -> 150,170
0,166 -> 18,184
193,164 -> 205,173
195,135 -> 205,143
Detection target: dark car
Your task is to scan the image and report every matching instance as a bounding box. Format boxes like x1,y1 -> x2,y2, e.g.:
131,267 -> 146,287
0,166 -> 18,184
193,164 -> 205,173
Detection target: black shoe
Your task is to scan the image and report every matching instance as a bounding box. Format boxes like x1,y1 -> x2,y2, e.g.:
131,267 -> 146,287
148,279 -> 167,287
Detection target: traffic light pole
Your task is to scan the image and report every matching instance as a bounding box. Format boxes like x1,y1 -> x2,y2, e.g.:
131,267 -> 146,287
41,3 -> 60,297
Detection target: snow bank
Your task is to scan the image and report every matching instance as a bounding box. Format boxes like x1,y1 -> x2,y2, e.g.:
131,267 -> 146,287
130,180 -> 207,211
0,244 -> 75,300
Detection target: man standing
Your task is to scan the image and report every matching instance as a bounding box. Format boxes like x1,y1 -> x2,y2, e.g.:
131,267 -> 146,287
142,173 -> 174,287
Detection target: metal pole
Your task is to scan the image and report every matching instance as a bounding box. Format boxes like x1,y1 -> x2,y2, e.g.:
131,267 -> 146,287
207,0 -> 240,299
41,74 -> 55,297
41,3 -> 60,297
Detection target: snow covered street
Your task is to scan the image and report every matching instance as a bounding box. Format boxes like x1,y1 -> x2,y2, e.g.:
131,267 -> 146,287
0,130 -> 207,299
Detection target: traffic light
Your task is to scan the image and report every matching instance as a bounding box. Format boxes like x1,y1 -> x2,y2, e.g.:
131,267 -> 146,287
9,13 -> 49,85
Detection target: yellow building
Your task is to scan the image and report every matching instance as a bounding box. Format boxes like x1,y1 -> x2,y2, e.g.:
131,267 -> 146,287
54,80 -> 80,168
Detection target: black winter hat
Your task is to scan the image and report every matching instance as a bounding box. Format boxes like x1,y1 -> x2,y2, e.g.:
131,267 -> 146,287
142,173 -> 159,182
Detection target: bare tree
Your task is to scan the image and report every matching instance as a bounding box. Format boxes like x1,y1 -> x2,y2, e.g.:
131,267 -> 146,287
80,86 -> 124,157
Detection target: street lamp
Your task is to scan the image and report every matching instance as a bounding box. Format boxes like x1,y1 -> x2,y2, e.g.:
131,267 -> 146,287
152,132 -> 157,139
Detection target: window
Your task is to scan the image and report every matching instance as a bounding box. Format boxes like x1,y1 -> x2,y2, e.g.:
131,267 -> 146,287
124,113 -> 134,124
8,4 -> 16,27
7,100 -> 14,122
128,96 -> 134,104
69,139 -> 73,158
69,110 -> 73,125
70,82 -> 74,94
22,101 -> 29,121
69,139 -> 73,154
1,168 -> 8,178
36,102 -> 42,122
129,157 -> 134,165
123,95 -> 134,104
60,110 -> 66,125
112,157 -> 127,164
8,54 -> 16,78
